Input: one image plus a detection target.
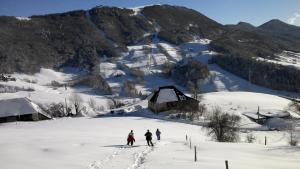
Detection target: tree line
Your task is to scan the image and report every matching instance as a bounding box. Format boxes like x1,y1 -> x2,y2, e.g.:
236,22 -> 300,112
210,54 -> 300,92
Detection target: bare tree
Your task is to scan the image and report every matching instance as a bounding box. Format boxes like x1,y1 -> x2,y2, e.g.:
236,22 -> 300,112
69,93 -> 85,116
88,97 -> 96,110
107,96 -> 125,109
205,107 -> 241,142
289,100 -> 300,116
123,80 -> 138,97
288,120 -> 299,146
288,128 -> 298,146
39,102 -> 71,118
187,81 -> 197,99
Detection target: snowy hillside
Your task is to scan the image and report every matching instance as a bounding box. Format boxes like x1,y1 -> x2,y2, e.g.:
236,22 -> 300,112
1,36 -> 299,114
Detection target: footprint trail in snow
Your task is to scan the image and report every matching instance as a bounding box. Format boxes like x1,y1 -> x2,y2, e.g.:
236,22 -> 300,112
85,141 -> 167,169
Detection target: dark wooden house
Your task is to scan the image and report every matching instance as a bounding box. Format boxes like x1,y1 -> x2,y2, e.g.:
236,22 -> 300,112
148,86 -> 199,113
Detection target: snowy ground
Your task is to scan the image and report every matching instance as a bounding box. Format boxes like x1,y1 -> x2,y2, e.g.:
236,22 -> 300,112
0,116 -> 299,169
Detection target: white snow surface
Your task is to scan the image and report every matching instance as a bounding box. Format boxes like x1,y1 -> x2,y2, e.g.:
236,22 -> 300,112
15,16 -> 31,21
0,116 -> 299,169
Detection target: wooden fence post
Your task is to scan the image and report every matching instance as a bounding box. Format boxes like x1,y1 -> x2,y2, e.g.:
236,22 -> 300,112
225,160 -> 229,169
189,137 -> 192,149
194,146 -> 197,162
265,136 -> 267,145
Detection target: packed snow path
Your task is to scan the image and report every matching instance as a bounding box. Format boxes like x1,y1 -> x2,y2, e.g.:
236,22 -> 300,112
0,117 -> 299,169
86,143 -> 157,169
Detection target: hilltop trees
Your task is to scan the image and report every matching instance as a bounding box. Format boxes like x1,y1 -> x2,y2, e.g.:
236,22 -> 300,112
171,59 -> 209,88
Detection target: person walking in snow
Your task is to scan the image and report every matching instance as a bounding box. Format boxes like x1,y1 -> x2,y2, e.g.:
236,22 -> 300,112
144,129 -> 154,146
127,130 -> 135,146
156,128 -> 161,140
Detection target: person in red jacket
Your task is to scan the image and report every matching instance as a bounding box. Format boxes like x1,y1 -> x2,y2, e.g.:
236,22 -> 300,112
127,130 -> 135,146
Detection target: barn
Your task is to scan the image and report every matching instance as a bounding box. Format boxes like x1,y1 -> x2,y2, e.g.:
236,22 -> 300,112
0,98 -> 51,123
148,86 -> 199,113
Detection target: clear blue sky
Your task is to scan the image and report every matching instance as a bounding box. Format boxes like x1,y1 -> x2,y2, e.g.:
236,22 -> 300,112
0,0 -> 300,26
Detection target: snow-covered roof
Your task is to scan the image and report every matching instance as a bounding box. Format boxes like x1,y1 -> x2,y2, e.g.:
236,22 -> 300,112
243,109 -> 290,120
156,89 -> 178,103
0,98 -> 50,118
149,86 -> 196,104
259,109 -> 290,118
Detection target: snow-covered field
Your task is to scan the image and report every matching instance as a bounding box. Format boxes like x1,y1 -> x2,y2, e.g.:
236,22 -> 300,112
0,116 -> 299,169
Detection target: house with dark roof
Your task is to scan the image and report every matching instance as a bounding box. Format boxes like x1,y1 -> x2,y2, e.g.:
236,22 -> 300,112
0,98 -> 51,123
148,86 -> 199,113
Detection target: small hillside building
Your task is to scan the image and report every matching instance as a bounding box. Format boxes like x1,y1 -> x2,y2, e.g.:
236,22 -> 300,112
0,98 -> 51,123
148,86 -> 199,113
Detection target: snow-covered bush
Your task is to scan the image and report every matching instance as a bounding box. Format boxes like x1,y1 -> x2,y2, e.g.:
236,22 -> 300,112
39,102 -> 71,118
88,98 -> 104,112
107,97 -> 126,109
161,61 -> 175,76
88,98 -> 96,110
246,133 -> 256,143
198,103 -> 206,117
288,101 -> 300,116
69,93 -> 85,117
206,107 -> 240,142
0,85 -> 19,93
288,122 -> 299,146
128,67 -> 144,83
0,85 -> 35,93
44,103 -> 65,117
49,80 -> 64,88
289,129 -> 298,146
22,78 -> 37,84
123,80 -> 138,97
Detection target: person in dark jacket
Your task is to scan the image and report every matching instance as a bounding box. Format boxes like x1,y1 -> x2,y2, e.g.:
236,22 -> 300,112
144,129 -> 154,146
156,128 -> 161,140
127,130 -> 135,146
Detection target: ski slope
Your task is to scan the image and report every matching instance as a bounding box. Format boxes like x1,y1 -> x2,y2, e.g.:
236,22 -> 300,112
0,116 -> 299,169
